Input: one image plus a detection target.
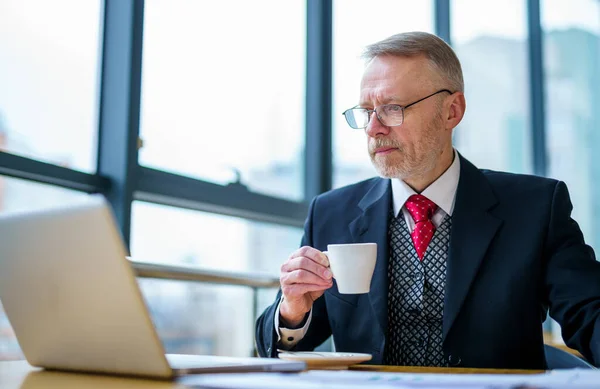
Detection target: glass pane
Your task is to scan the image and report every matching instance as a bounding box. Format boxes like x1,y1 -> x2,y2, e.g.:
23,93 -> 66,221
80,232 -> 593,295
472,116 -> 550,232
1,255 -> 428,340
139,0 -> 306,201
0,176 -> 91,360
332,0 -> 434,188
451,0 -> 532,173
542,0 -> 600,254
140,279 -> 277,357
0,0 -> 103,173
256,287 -> 279,318
130,201 -> 303,275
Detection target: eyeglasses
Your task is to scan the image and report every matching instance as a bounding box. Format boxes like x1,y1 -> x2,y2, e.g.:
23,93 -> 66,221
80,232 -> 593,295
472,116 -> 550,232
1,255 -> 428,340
342,89 -> 452,129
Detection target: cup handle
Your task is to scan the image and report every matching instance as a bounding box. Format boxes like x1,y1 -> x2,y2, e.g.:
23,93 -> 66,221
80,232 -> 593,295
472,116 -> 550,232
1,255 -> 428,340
322,251 -> 334,278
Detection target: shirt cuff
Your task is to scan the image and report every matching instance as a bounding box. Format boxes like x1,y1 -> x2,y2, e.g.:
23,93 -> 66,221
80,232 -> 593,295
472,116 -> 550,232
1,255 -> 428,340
273,296 -> 313,349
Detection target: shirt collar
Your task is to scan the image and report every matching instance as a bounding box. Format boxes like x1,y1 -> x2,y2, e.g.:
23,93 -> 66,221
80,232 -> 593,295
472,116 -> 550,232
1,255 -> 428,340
391,149 -> 461,217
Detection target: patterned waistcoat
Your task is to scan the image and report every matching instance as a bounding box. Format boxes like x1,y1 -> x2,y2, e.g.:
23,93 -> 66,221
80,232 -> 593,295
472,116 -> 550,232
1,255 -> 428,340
383,213 -> 452,367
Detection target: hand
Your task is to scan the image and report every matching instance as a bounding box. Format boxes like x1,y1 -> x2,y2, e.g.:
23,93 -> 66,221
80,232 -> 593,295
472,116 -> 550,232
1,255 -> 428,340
279,246 -> 333,327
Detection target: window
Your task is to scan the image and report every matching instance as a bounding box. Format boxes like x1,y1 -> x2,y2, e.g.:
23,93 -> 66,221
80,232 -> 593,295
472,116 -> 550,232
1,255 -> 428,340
332,0 -> 434,188
130,201 -> 303,274
0,176 -> 91,360
0,0 -> 103,173
130,202 -> 301,356
140,279 -> 278,357
139,0 -> 306,201
542,0 -> 600,254
451,0 -> 532,173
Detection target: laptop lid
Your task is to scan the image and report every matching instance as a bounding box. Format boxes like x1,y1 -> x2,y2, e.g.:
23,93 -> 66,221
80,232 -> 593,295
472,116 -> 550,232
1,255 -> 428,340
0,196 -> 306,378
0,196 -> 177,379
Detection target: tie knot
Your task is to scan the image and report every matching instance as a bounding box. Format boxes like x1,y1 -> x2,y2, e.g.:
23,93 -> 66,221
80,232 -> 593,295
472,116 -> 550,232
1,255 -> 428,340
404,194 -> 438,223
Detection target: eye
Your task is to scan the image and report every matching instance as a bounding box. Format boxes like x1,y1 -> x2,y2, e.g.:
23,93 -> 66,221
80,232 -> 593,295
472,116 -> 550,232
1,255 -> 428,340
383,104 -> 402,114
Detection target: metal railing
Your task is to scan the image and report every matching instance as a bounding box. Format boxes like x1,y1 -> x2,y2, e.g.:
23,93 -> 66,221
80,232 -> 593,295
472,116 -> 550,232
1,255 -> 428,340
130,260 -> 280,354
131,261 -> 280,288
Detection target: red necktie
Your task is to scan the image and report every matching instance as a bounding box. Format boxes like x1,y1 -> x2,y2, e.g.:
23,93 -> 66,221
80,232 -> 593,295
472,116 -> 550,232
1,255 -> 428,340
404,194 -> 438,260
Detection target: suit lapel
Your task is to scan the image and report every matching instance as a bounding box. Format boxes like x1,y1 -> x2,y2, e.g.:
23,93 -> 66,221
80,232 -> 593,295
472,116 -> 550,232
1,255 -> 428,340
443,156 -> 503,341
349,178 -> 392,334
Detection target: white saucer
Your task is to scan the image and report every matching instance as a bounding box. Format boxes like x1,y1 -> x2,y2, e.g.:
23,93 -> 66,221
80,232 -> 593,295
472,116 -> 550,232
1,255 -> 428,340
277,351 -> 372,369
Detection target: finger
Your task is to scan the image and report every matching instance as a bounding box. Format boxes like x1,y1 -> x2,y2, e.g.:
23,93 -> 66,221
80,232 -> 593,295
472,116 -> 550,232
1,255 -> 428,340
282,282 -> 332,298
291,246 -> 329,267
281,256 -> 332,280
282,269 -> 332,287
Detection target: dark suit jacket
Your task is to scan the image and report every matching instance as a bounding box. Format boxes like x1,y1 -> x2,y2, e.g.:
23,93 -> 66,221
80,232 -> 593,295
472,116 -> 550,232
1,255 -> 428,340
255,155 -> 600,369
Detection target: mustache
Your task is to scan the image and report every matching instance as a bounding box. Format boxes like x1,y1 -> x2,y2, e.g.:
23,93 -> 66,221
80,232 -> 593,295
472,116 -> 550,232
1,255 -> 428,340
369,139 -> 402,153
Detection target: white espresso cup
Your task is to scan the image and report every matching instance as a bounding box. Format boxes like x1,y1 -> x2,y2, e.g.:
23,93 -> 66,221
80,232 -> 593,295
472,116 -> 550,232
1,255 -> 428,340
323,243 -> 377,294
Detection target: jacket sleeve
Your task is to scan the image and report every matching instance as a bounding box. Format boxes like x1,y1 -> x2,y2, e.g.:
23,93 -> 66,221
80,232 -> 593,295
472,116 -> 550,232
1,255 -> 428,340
545,181 -> 600,366
254,196 -> 332,357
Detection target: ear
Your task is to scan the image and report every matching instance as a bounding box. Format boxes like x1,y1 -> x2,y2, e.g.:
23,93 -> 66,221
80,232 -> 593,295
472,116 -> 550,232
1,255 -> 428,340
444,92 -> 466,131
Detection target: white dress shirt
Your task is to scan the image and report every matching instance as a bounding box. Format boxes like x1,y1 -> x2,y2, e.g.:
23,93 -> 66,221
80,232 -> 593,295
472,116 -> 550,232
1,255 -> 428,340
275,150 -> 461,349
392,149 -> 461,230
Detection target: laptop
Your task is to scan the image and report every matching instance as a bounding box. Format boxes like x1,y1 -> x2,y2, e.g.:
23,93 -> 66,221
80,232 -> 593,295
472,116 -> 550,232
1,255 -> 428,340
0,195 -> 304,379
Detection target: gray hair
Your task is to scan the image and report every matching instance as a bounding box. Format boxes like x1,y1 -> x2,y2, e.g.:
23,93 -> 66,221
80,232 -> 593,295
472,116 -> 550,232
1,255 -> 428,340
362,31 -> 464,93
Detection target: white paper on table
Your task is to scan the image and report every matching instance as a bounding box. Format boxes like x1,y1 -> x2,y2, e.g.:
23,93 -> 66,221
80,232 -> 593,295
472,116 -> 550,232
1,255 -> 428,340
180,368 -> 600,389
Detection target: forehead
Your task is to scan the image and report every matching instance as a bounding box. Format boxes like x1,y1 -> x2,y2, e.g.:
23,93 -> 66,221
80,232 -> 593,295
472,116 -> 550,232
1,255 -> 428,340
359,55 -> 434,105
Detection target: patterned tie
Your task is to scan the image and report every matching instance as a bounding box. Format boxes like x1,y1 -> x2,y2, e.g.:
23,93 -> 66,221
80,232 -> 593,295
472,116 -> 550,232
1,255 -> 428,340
404,194 -> 438,260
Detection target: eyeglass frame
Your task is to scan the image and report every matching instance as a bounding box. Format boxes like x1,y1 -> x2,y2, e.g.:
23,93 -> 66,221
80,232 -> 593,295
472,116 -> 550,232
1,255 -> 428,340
342,89 -> 453,129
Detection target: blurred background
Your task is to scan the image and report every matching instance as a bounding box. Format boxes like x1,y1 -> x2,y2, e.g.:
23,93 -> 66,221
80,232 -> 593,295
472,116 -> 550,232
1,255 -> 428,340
0,0 -> 598,360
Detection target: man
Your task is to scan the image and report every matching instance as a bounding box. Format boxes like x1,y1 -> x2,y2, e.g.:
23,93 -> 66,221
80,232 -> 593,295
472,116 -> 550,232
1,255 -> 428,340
255,32 -> 600,369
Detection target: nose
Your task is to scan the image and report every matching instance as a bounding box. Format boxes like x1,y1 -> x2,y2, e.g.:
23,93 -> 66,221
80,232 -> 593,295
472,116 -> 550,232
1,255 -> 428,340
365,111 -> 391,138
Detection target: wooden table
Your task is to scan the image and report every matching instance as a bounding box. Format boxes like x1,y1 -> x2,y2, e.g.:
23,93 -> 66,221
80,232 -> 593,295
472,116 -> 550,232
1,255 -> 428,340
1,360 -> 546,389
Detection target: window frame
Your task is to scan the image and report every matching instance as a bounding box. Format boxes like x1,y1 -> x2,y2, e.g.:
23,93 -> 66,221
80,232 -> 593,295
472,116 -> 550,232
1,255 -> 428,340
0,0 -> 548,246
